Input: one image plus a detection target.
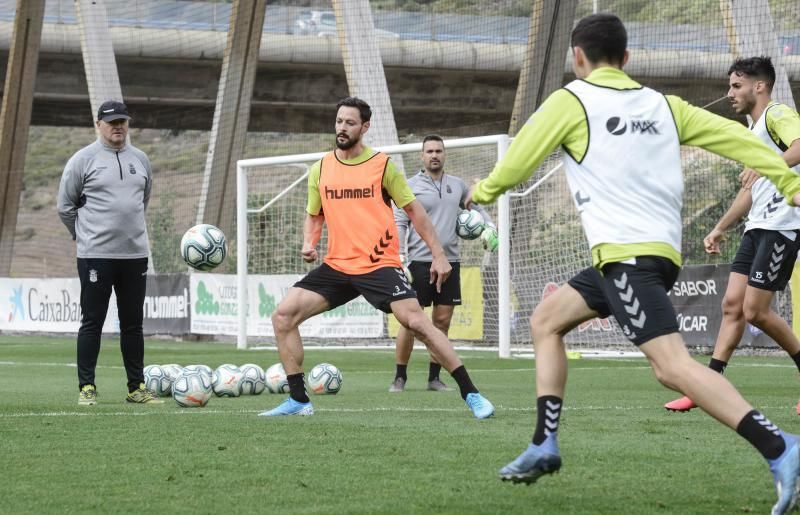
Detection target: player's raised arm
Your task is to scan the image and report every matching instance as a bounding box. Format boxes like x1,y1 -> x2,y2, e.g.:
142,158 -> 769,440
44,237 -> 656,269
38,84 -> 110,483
402,199 -> 451,292
468,89 -> 585,207
668,96 -> 800,205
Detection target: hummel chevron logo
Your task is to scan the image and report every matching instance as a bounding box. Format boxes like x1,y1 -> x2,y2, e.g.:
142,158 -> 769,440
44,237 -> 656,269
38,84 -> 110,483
769,262 -> 781,273
753,413 -> 780,435
775,243 -> 786,253
545,419 -> 558,430
768,272 -> 778,282
373,245 -> 385,256
624,297 -> 640,315
384,230 -> 393,241
618,285 -> 634,303
630,311 -> 647,328
765,194 -> 785,217
545,400 -> 561,410
369,255 -> 379,263
614,272 -> 646,329
574,191 -> 591,207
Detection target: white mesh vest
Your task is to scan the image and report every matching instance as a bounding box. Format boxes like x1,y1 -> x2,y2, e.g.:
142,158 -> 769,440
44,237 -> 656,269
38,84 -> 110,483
745,102 -> 800,232
562,80 -> 683,253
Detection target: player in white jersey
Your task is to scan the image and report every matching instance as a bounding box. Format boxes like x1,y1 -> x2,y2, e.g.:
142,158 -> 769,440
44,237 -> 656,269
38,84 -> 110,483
666,57 -> 800,414
389,135 -> 497,393
466,14 -> 800,514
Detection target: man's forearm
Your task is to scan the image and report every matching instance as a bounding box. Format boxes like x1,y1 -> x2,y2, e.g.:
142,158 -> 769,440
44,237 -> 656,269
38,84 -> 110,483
715,188 -> 752,232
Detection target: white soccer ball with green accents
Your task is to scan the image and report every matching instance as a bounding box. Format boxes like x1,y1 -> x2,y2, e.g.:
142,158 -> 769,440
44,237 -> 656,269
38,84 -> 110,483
180,224 -> 227,271
308,363 -> 343,395
456,209 -> 485,240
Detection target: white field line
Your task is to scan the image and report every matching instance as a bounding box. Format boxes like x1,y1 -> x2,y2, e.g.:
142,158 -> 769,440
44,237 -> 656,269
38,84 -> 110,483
4,403 -> 768,419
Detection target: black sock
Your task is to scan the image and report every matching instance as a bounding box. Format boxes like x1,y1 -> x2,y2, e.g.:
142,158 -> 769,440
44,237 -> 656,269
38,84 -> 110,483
395,364 -> 407,381
708,358 -> 727,374
736,410 -> 786,460
287,373 -> 309,403
428,362 -> 442,382
791,351 -> 800,373
532,395 -> 562,445
449,365 -> 478,400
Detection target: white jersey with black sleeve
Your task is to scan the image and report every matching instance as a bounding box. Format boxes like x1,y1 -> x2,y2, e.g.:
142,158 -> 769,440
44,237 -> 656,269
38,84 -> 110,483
745,102 -> 800,232
561,80 -> 683,255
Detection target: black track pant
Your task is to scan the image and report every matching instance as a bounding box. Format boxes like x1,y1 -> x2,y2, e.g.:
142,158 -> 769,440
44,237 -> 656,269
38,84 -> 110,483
76,258 -> 148,392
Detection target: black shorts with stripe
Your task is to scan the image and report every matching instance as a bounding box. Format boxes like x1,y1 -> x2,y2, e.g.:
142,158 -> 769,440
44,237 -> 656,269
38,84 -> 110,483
731,229 -> 800,291
567,256 -> 680,346
294,263 -> 417,313
408,261 -> 461,307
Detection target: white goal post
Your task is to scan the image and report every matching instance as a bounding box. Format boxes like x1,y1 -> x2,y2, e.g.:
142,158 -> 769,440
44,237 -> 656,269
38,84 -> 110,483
235,134 -> 520,354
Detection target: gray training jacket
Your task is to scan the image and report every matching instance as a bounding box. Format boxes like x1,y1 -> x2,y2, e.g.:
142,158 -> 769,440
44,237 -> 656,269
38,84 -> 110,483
395,171 -> 492,262
57,139 -> 152,259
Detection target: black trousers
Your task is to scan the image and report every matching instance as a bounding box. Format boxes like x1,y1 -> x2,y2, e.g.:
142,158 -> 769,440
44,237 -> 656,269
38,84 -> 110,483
76,257 -> 148,392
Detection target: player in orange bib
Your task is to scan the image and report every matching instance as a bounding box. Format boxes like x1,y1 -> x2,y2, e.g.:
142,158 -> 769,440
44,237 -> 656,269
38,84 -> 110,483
259,96 -> 494,419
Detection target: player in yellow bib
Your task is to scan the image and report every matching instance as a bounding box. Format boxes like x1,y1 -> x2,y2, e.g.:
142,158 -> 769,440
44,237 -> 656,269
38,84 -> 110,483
466,14 -> 800,514
259,97 -> 494,419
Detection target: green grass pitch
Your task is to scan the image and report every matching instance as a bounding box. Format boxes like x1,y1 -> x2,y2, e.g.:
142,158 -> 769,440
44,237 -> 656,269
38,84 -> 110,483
2,335 -> 798,514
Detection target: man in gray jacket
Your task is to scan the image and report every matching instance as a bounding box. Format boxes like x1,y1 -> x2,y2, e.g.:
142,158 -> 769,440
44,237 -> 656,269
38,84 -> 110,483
57,100 -> 161,405
390,134 -> 498,392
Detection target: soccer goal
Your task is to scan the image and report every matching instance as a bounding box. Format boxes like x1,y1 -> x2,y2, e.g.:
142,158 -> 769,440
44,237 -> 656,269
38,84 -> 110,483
235,135 -> 527,353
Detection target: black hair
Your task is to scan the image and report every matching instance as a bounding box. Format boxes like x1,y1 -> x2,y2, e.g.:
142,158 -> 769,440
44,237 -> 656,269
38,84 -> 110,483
336,96 -> 372,122
571,13 -> 627,66
728,56 -> 776,92
422,134 -> 444,146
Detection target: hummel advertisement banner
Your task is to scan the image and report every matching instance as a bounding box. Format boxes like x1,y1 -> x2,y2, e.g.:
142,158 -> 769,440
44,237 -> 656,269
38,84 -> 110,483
0,277 -> 119,333
668,264 -> 778,348
142,274 -> 190,334
190,273 -> 384,338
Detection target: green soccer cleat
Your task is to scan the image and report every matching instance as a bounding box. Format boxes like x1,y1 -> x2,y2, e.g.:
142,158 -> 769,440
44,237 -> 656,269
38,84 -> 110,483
126,383 -> 165,404
78,384 -> 97,406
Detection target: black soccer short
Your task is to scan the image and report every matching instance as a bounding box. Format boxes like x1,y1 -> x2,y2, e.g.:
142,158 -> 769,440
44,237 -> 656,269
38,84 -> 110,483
408,261 -> 461,307
731,229 -> 800,291
294,263 -> 417,313
567,256 -> 680,346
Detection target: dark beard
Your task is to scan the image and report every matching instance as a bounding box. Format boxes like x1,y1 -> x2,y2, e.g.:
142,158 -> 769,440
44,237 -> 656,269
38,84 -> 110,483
336,134 -> 357,150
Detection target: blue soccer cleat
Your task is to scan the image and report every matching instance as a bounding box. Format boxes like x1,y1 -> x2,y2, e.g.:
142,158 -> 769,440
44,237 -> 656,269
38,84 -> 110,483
465,392 -> 494,419
258,397 -> 314,417
769,432 -> 800,515
499,433 -> 562,484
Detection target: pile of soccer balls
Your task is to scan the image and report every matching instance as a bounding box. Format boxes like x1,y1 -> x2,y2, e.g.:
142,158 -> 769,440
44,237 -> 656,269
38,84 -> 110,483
144,362 -> 343,408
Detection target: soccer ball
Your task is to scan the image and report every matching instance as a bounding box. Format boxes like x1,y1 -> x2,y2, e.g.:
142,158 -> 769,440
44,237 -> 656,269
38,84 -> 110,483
162,363 -> 183,381
455,209 -> 485,240
172,369 -> 213,407
143,364 -> 173,397
180,224 -> 227,271
212,364 -> 243,397
239,363 -> 266,395
265,363 -> 289,394
307,363 -> 343,395
184,364 -> 212,378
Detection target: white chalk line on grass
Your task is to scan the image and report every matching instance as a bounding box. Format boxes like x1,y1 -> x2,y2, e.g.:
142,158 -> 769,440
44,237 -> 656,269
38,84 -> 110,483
0,403 -> 726,419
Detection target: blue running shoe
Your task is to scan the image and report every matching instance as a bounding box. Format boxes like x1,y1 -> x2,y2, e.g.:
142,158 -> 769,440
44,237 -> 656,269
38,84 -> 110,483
768,432 -> 800,515
258,397 -> 314,417
499,434 -> 562,484
465,392 -> 494,419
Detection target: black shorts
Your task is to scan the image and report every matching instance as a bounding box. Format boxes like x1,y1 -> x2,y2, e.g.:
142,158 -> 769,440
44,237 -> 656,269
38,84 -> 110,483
567,256 -> 680,346
294,263 -> 417,313
408,261 -> 461,307
731,229 -> 800,291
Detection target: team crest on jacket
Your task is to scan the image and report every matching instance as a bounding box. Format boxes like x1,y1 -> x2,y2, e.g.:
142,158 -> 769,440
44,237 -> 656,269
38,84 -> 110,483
129,163 -> 136,175
446,185 -> 452,194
